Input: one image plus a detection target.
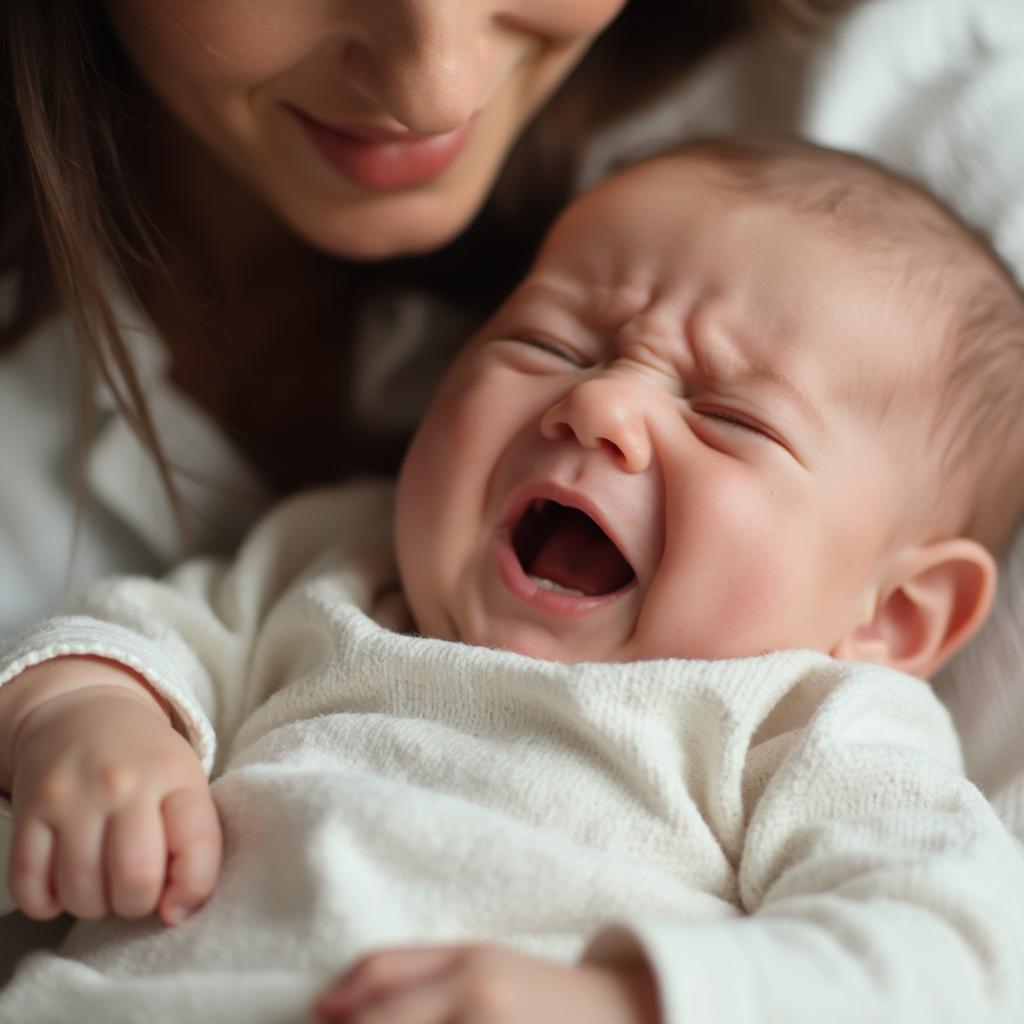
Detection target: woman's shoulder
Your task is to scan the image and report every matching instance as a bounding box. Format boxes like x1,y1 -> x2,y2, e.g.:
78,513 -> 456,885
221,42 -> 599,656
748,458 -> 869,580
0,285 -> 273,635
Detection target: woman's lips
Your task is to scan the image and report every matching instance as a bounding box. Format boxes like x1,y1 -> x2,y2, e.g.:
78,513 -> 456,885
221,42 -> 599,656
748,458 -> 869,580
291,109 -> 476,192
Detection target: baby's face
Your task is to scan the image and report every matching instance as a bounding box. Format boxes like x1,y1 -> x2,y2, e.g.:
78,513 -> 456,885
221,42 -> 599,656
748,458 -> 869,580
396,157 -> 932,662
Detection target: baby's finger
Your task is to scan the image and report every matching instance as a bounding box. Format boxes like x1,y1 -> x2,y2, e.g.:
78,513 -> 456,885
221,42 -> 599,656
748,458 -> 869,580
105,801 -> 167,919
54,817 -> 108,919
158,787 -> 221,926
8,818 -> 60,920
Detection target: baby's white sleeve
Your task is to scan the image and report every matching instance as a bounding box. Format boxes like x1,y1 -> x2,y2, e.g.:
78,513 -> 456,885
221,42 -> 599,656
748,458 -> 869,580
0,574 -> 230,918
0,483 -> 396,916
584,667 -> 1024,1024
0,580 -> 232,920
0,482 -> 393,766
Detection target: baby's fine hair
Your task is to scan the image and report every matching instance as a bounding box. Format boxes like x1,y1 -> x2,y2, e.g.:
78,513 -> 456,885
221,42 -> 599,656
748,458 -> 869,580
648,137 -> 1024,551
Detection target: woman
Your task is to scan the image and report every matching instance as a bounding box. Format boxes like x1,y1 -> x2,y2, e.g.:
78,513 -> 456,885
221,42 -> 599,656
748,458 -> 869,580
0,0 -> 763,632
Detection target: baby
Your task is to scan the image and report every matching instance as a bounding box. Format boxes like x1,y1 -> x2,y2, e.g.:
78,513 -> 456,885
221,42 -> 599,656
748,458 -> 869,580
1,138 -> 1024,1024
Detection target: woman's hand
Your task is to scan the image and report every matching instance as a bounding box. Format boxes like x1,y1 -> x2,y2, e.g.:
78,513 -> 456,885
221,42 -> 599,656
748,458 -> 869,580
313,944 -> 660,1024
4,668 -> 221,926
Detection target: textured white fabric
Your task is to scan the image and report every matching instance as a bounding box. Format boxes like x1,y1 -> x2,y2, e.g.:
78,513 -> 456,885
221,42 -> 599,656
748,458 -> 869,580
0,483 -> 1022,1024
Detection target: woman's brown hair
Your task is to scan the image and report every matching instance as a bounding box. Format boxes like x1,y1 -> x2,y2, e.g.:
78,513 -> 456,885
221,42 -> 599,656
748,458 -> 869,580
0,0 -> 859,526
1,3 -> 183,524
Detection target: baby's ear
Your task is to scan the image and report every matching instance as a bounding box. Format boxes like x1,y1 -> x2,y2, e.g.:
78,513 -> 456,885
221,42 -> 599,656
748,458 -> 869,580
832,539 -> 997,679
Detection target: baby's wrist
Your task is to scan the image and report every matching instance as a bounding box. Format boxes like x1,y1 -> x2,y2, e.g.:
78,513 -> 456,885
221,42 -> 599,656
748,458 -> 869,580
0,656 -> 170,789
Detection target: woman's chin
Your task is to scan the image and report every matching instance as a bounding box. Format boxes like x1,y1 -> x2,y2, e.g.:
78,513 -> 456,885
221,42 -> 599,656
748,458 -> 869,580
282,177 -> 492,263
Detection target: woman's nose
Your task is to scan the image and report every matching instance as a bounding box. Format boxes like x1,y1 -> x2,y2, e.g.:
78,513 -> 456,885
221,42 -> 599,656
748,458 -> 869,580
540,376 -> 652,473
342,0 -> 492,134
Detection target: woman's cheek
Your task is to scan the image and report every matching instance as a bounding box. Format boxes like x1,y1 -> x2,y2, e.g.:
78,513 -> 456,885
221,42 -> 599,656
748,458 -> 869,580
105,0 -> 314,86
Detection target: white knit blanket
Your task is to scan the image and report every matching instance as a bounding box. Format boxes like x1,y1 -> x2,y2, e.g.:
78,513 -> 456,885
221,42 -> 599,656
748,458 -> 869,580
0,483 -> 1022,1024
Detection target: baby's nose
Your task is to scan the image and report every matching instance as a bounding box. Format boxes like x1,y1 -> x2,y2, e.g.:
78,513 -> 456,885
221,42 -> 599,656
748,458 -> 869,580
540,376 -> 652,473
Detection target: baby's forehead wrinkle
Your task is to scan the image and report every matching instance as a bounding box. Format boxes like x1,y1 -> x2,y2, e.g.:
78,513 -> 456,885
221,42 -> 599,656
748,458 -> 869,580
693,320 -> 749,381
514,274 -> 585,308
617,303 -> 684,351
516,271 -> 665,335
615,335 -> 683,388
591,283 -> 654,328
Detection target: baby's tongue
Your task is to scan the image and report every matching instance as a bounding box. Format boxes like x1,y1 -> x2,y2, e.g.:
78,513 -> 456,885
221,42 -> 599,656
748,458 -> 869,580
529,517 -> 632,596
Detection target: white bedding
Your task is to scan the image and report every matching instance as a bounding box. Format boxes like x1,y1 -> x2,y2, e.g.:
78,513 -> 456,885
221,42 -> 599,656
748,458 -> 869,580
937,526 -> 1024,798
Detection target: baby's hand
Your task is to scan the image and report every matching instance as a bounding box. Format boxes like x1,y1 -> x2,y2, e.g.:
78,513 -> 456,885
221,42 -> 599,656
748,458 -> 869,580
313,944 -> 660,1024
4,666 -> 221,926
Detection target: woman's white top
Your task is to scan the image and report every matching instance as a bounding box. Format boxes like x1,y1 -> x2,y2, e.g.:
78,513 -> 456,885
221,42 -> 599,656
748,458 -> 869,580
0,483 -> 1021,1024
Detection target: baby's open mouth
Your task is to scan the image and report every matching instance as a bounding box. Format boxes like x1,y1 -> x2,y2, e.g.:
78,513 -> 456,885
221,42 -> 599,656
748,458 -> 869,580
511,499 -> 636,597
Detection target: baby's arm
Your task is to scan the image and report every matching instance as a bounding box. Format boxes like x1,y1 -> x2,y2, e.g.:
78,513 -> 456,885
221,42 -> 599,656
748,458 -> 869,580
0,655 -> 220,926
0,484 -> 395,925
316,660 -> 1024,1024
581,664 -> 1024,1024
315,945 -> 658,1024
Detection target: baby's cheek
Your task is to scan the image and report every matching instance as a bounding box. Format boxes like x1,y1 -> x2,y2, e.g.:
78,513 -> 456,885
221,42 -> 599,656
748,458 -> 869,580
657,470 -> 815,655
395,405 -> 482,638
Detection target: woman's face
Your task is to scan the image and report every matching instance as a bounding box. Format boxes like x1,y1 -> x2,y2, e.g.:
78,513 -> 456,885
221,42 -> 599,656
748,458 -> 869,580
104,0 -> 625,259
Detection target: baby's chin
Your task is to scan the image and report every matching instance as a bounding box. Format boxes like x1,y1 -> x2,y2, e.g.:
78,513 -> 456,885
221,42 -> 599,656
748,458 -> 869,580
450,619 -> 632,665
402,587 -> 641,663
438,614 -> 811,665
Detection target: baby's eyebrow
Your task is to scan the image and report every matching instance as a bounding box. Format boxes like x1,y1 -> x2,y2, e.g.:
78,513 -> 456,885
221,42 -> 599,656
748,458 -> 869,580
695,331 -> 826,434
747,365 -> 826,433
